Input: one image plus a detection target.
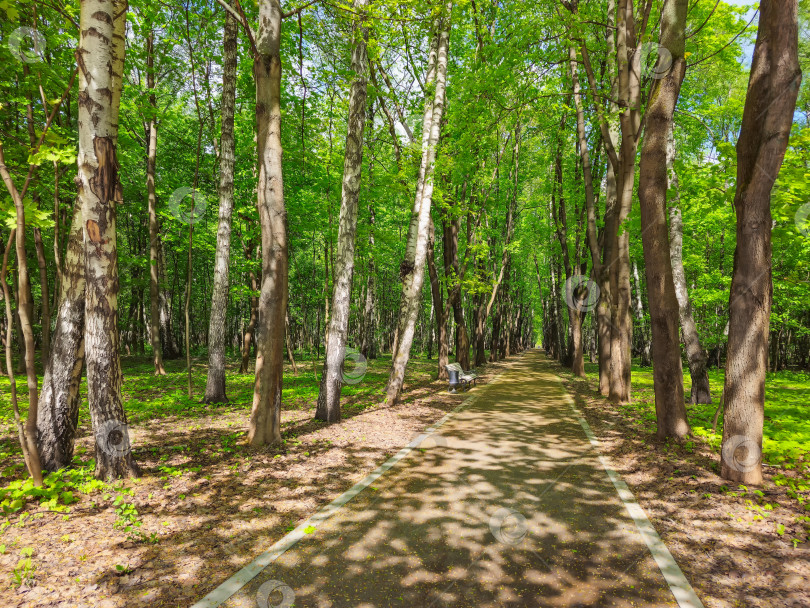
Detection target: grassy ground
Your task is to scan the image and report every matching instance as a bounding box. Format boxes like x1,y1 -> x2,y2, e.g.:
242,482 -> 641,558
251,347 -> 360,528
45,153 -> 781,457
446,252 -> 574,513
0,351 -> 412,443
555,357 -> 810,607
620,362 -> 810,506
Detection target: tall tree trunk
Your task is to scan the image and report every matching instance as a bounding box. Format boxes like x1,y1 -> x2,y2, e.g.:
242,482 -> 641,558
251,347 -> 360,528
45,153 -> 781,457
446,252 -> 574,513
549,120 -> 585,376
638,0 -> 690,439
667,127 -> 711,404
605,0 -> 646,403
569,45 -> 602,380
631,261 -> 651,367
0,161 -> 43,485
249,0 -> 289,446
598,0 -> 619,397
722,0 -> 800,484
79,0 -> 138,480
203,8 -> 238,403
579,0 -> 647,403
36,202 -> 86,472
473,291 -> 487,366
145,28 -> 166,376
316,0 -> 369,422
443,210 -> 470,370
158,239 -> 178,358
285,311 -> 298,373
385,2 -> 452,404
489,294 -> 502,363
184,5 -> 206,399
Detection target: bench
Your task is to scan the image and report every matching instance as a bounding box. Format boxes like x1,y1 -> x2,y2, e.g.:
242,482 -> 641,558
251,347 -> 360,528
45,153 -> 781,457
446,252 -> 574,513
446,362 -> 478,392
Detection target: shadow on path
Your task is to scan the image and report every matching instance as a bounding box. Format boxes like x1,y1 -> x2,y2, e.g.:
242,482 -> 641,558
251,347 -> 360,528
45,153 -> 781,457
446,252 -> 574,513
209,350 -> 691,607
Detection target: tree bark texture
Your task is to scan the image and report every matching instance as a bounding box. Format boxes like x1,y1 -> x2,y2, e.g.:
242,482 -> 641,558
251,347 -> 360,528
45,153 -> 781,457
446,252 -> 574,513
0,153 -> 43,484
638,0 -> 690,439
33,227 -> 50,360
385,2 -> 452,404
240,241 -> 259,373
427,218 -> 449,379
316,0 -> 369,422
77,0 -> 138,480
37,202 -> 86,472
249,0 -> 289,446
667,126 -> 712,404
145,28 -> 165,376
203,8 -> 238,403
569,46 -> 602,379
722,0 -> 800,485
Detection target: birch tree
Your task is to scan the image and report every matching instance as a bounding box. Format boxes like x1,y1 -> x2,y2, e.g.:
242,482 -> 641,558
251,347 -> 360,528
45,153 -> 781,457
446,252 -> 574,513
667,127 -> 712,405
37,204 -> 86,472
316,0 -> 370,423
78,0 -> 139,480
385,1 -> 452,404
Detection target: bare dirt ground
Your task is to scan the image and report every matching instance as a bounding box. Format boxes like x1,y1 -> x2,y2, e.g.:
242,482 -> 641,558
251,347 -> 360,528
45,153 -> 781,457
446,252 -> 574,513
0,355 -> 516,608
554,359 -> 810,608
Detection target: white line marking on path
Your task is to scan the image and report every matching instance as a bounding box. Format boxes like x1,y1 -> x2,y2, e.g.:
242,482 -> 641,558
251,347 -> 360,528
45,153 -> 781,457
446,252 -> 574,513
555,375 -> 706,608
190,372 -> 506,608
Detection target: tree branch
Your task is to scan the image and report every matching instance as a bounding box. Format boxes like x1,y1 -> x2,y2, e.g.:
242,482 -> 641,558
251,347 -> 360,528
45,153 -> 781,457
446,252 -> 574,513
214,0 -> 257,49
282,0 -> 319,19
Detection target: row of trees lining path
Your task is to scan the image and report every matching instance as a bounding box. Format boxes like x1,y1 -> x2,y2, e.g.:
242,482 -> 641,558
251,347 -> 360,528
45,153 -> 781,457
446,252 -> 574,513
0,0 -> 806,487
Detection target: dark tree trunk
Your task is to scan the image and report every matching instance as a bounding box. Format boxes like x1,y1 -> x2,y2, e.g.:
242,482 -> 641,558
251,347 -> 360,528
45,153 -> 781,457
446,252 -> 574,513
203,9 -> 238,404
145,29 -> 166,376
722,0 -> 801,485
427,219 -> 449,379
638,0 -> 690,439
249,0 -> 289,445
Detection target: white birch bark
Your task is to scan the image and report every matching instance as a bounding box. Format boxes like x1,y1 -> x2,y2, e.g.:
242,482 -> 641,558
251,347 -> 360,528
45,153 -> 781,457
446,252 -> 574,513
77,0 -> 138,480
667,127 -> 712,404
37,201 -> 86,471
316,0 -> 369,422
386,1 -> 453,404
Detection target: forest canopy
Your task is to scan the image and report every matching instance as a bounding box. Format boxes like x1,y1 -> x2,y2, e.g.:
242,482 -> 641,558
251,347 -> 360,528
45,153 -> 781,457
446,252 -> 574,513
0,0 -> 807,509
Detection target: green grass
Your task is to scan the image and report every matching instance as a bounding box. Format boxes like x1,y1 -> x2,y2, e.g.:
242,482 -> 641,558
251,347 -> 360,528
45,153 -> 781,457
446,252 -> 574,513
623,364 -> 810,469
577,360 -> 810,508
0,350 -> 436,418
0,350 -> 437,477
0,350 -> 439,517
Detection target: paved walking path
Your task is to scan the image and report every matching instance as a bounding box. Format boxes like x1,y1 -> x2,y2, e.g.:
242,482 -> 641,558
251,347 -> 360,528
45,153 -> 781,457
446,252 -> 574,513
196,350 -> 703,608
